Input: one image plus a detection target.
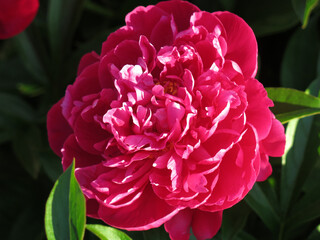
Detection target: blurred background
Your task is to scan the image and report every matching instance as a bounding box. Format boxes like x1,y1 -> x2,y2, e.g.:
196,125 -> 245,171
0,0 -> 319,239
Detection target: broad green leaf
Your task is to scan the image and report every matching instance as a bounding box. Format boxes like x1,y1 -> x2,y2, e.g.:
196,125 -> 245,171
292,0 -> 306,21
284,122 -> 320,232
12,125 -> 41,178
280,80 -> 320,222
15,30 -> 48,84
280,15 -> 319,90
222,202 -> 250,240
234,0 -> 299,37
47,0 -> 86,97
273,108 -> 320,124
266,87 -> 320,123
0,93 -> 35,122
258,178 -> 280,214
45,161 -> 86,240
267,88 -> 320,108
303,0 -> 319,28
86,224 -> 132,240
48,0 -> 85,59
286,180 -> 320,230
280,118 -> 314,220
244,183 -> 280,233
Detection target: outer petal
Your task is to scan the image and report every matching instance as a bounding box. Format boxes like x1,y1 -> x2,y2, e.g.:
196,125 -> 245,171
164,208 -> 192,240
77,51 -> 100,76
245,78 -> 273,140
192,210 -> 223,240
202,125 -> 259,211
261,118 -> 286,157
62,135 -> 103,170
98,184 -> 181,231
214,11 -> 258,78
256,153 -> 272,181
156,0 -> 200,32
101,26 -> 138,56
62,62 -> 101,126
125,5 -> 168,38
47,98 -> 73,157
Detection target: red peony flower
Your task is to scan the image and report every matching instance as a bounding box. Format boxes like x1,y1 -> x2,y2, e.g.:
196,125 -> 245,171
47,1 -> 286,239
0,0 -> 39,39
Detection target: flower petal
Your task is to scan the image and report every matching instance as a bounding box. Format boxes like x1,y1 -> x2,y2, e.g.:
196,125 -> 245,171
47,98 -> 73,157
98,184 -> 180,231
261,118 -> 286,157
164,208 -> 192,240
214,11 -> 258,78
62,135 -> 103,170
156,0 -> 200,31
192,210 -> 222,240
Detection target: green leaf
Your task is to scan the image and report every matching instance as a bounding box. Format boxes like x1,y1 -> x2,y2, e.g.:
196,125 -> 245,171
12,125 -> 41,178
86,224 -> 132,240
280,118 -> 310,217
272,108 -> 320,124
280,80 -> 320,225
283,118 -> 320,233
47,0 -> 86,98
303,0 -> 319,28
266,87 -> 320,123
280,15 -> 320,90
221,202 -> 251,240
292,0 -> 306,22
17,83 -> 44,97
292,0 -> 319,28
45,161 -> 86,240
244,183 -> 280,233
15,30 -> 48,85
234,0 -> 299,37
48,0 -> 85,58
267,87 -> 320,108
0,93 -> 35,122
287,179 -> 320,230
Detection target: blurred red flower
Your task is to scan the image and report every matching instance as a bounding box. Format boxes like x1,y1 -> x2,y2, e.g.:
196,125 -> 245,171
0,0 -> 39,39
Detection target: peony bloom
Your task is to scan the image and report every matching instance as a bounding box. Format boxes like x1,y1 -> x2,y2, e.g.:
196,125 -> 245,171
47,1 -> 286,239
0,0 -> 39,39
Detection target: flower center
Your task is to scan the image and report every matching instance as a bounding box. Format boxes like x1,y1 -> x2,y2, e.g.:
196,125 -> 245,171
163,80 -> 178,95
